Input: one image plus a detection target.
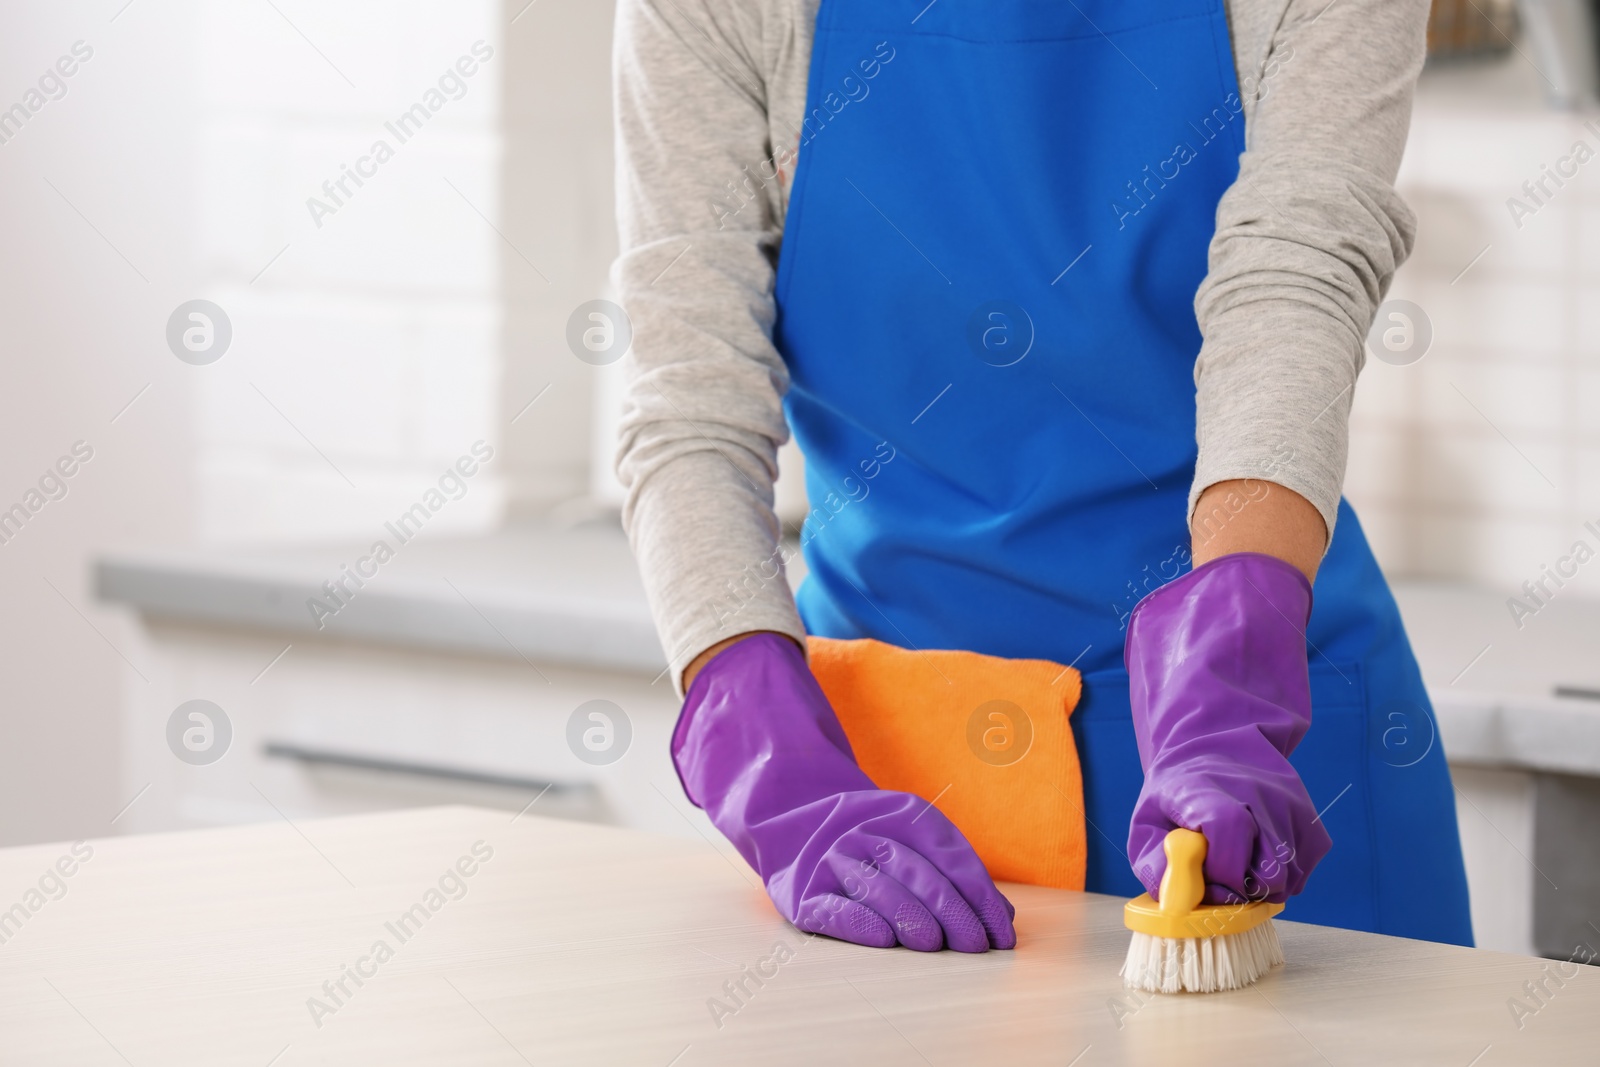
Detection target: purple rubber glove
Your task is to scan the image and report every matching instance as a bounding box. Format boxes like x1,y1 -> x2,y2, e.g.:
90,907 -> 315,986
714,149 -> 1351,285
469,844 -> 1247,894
672,632 -> 1016,952
1125,552 -> 1333,905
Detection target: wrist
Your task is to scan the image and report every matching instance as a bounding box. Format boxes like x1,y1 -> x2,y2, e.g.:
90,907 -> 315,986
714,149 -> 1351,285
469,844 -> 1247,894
1190,479 -> 1325,582
681,630 -> 802,693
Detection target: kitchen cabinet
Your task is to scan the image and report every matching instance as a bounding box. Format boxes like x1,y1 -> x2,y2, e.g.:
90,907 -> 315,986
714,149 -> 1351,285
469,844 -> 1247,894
93,522 -> 695,842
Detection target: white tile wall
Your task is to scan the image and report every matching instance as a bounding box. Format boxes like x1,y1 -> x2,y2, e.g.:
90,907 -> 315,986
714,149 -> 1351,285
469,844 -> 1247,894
1346,58 -> 1600,597
500,0 -> 620,515
189,0 -> 508,544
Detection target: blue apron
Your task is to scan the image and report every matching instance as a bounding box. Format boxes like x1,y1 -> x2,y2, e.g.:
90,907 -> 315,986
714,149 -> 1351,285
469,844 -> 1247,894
773,0 -> 1473,945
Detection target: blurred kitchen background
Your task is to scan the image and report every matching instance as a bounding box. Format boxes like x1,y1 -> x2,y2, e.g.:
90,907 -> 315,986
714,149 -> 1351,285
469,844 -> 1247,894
0,0 -> 1597,961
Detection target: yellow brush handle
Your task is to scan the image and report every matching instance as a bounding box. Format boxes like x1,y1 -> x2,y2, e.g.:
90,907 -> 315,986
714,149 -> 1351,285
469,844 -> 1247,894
1157,828 -> 1207,918
1125,826 -> 1282,938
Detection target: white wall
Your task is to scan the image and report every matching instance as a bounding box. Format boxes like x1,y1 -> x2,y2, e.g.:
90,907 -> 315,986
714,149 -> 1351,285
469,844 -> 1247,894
1347,56 -> 1600,597
501,0 -> 617,516
0,2 -> 196,845
190,0 -> 508,542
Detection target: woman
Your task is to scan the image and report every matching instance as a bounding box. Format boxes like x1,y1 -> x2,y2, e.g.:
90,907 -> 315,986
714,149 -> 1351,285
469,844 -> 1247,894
613,0 -> 1472,952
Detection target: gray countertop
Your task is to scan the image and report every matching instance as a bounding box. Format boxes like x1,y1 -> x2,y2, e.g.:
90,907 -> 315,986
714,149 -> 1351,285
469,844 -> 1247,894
95,526 -> 1600,773
1388,580 -> 1600,776
94,519 -> 672,676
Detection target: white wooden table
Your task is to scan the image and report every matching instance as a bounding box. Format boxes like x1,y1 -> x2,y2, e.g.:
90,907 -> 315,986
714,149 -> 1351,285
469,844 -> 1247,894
0,806 -> 1593,1065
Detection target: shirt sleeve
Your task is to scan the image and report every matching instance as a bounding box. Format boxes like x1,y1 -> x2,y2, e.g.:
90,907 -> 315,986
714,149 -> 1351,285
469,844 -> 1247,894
1190,0 -> 1432,544
612,0 -> 808,692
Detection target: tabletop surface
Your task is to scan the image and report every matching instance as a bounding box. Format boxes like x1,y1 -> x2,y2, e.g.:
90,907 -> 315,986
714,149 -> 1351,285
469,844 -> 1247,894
0,805 -> 1594,1066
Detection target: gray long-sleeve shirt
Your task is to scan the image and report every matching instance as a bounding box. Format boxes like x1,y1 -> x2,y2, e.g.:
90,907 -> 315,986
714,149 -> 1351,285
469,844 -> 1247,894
612,0 -> 1430,689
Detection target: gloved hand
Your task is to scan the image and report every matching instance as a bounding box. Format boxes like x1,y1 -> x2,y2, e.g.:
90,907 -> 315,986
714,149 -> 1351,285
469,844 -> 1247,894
673,632 -> 1016,952
1125,552 -> 1332,905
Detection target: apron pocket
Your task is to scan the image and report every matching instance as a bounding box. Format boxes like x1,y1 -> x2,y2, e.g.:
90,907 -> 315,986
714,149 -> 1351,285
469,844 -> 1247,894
1282,660 -> 1378,932
1073,668 -> 1144,897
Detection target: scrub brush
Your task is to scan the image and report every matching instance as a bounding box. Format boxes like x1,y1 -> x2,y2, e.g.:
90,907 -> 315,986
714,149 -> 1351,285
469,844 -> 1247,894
1121,828 -> 1285,993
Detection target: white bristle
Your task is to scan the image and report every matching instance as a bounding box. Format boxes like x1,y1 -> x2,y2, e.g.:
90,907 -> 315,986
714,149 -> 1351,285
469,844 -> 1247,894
1121,920 -> 1283,993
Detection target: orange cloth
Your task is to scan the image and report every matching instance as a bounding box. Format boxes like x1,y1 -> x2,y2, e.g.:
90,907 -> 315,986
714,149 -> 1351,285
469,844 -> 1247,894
807,636 -> 1087,890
